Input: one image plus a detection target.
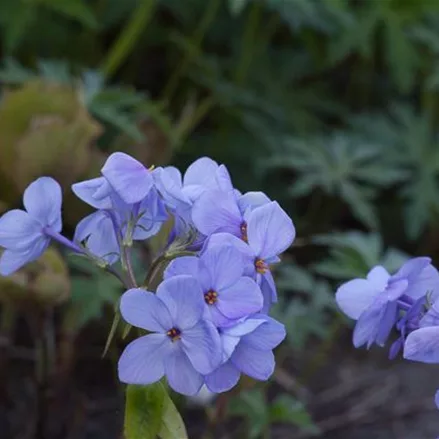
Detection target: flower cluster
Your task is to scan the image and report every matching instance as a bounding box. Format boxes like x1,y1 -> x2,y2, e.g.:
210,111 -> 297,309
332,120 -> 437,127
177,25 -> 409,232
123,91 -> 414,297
336,257 -> 439,410
0,152 -> 295,396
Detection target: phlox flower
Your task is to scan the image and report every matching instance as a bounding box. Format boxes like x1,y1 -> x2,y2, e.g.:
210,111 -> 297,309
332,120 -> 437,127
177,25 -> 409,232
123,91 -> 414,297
205,201 -> 296,312
403,296 -> 439,364
118,275 -> 222,396
73,152 -> 154,206
154,157 -> 234,216
0,177 -> 62,275
164,244 -> 263,327
205,315 -> 286,393
73,186 -> 167,264
336,257 -> 439,349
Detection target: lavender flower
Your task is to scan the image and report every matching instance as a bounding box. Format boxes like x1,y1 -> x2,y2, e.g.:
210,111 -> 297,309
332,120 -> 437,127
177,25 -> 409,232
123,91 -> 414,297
164,245 -> 263,326
154,157 -> 234,215
0,177 -> 62,275
73,152 -> 154,206
192,188 -> 271,242
403,296 -> 439,363
118,275 -> 222,395
336,257 -> 439,349
74,186 -> 167,264
205,201 -> 296,311
205,315 -> 286,393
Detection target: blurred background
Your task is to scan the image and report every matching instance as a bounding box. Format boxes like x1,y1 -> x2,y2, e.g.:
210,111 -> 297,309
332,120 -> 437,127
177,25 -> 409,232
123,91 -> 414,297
1,0 -> 439,438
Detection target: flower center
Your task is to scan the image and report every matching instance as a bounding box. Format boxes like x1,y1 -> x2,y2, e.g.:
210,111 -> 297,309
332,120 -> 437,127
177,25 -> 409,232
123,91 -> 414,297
204,290 -> 218,305
240,222 -> 248,243
166,327 -> 181,342
255,258 -> 268,274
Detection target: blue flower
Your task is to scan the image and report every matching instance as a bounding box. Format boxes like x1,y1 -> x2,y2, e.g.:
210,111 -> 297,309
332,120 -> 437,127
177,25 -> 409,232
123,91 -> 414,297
164,244 -> 263,327
192,187 -> 271,242
73,152 -> 154,206
204,315 -> 286,393
336,257 -> 439,349
403,296 -> 439,364
73,186 -> 167,264
0,177 -> 62,275
154,157 -> 234,215
205,201 -> 296,312
118,276 -> 221,395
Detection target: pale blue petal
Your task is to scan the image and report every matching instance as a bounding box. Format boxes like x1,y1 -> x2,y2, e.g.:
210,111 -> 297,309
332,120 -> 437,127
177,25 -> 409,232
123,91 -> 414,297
182,320 -> 221,374
206,233 -> 255,271
75,212 -> 119,264
241,316 -> 286,350
406,264 -> 439,301
336,278 -> 382,320
220,333 -> 241,361
164,256 -> 199,279
260,270 -> 277,313
0,239 -> 48,276
200,245 -> 244,291
238,191 -> 271,214
352,301 -> 383,348
215,165 -> 234,193
222,318 -> 266,337
71,177 -> 112,209
183,157 -> 219,187
231,344 -> 275,381
120,288 -> 173,332
118,334 -> 171,384
205,361 -> 240,393
366,266 -> 390,291
404,326 -> 439,364
23,177 -> 62,231
164,348 -> 204,395
154,166 -> 190,210
101,152 -> 153,204
156,275 -> 204,329
247,201 -> 295,260
0,210 -> 42,250
192,190 -> 242,237
393,257 -> 431,282
216,277 -> 263,319
435,390 -> 439,409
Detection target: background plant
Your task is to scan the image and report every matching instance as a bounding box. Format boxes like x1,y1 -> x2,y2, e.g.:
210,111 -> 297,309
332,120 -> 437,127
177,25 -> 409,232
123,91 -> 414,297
1,0 -> 439,438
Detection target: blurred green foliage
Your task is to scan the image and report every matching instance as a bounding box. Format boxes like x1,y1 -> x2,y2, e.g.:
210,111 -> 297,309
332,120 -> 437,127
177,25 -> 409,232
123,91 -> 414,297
1,0 -> 439,437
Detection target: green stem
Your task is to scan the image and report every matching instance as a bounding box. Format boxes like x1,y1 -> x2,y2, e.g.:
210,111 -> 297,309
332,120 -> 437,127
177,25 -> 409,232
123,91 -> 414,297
102,0 -> 157,78
175,96 -> 215,142
161,0 -> 221,104
122,245 -> 138,288
234,0 -> 262,85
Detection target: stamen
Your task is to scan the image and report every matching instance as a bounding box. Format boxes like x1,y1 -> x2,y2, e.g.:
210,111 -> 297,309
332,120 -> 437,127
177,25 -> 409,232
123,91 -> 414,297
204,290 -> 218,305
255,258 -> 268,274
166,327 -> 181,342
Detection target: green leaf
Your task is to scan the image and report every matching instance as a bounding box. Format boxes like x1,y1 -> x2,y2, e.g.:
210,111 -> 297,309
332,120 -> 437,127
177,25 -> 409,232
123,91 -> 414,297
125,383 -> 165,439
269,395 -> 319,434
124,383 -> 188,439
158,390 -> 188,439
38,0 -> 98,29
228,0 -> 249,16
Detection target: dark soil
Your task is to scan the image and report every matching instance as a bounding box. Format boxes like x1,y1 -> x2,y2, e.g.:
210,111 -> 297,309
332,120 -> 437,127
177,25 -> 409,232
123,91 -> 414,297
1,321 -> 438,439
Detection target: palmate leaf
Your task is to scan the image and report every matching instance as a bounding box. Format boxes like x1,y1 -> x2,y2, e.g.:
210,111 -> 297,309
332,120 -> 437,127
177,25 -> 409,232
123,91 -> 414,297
350,105 -> 439,239
267,133 -> 406,229
272,263 -> 335,351
312,231 -> 408,280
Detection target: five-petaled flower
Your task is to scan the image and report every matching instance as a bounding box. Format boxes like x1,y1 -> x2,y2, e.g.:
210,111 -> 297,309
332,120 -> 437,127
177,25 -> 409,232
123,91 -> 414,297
118,276 -> 222,395
164,244 -> 263,327
0,177 -> 62,275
